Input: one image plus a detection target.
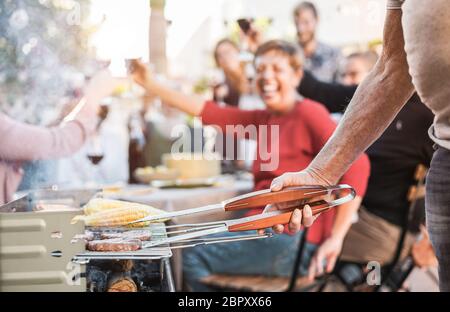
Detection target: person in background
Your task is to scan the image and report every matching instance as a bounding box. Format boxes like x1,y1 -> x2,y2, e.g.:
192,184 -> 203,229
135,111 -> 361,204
17,99 -> 111,191
131,40 -> 369,291
304,51 -> 377,123
338,51 -> 378,86
296,50 -> 380,113
212,39 -> 250,107
0,70 -> 122,204
293,1 -> 342,82
212,39 -> 253,172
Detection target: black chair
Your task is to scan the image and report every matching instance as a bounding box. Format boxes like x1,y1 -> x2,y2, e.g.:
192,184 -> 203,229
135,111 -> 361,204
316,164 -> 428,292
200,228 -> 317,292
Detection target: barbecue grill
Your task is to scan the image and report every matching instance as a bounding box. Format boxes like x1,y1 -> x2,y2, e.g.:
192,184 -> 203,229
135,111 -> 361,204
1,184 -> 356,292
0,189 -> 175,292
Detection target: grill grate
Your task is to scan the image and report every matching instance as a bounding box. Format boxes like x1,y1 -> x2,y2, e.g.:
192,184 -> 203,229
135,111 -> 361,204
75,223 -> 172,261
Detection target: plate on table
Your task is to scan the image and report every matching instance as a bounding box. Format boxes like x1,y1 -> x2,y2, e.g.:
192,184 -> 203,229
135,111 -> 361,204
150,177 -> 219,189
134,166 -> 180,184
101,185 -> 157,199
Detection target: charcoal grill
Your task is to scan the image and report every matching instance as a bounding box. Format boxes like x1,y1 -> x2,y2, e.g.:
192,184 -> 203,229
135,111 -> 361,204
0,189 -> 175,292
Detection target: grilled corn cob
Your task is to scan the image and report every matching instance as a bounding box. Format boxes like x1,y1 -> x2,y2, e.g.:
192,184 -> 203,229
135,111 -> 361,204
82,198 -> 147,215
71,200 -> 167,227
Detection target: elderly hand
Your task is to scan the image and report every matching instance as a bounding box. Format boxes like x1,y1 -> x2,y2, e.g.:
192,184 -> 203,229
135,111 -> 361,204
257,202 -> 317,235
256,170 -> 333,235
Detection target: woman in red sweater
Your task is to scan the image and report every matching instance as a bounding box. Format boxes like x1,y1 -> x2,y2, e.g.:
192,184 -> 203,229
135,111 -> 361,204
131,40 -> 370,291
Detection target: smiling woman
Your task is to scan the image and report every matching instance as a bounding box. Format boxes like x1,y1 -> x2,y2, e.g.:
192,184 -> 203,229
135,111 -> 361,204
254,40 -> 304,113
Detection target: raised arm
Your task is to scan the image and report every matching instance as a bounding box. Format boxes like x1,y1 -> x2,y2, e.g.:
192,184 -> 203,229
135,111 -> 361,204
130,60 -> 205,116
0,111 -> 87,161
0,70 -> 122,162
130,60 -> 266,132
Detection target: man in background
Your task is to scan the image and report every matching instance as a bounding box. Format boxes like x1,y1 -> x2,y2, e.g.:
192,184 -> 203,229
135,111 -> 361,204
293,1 -> 342,82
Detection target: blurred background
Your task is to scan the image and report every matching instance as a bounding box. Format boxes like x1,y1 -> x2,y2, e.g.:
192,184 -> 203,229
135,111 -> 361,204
90,0 -> 386,78
0,0 -> 387,188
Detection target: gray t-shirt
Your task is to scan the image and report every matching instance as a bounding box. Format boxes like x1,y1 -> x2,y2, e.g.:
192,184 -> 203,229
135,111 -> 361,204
386,0 -> 450,150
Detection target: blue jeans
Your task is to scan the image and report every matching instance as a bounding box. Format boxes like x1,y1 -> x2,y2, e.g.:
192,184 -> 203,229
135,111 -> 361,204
426,146 -> 450,291
183,230 -> 317,291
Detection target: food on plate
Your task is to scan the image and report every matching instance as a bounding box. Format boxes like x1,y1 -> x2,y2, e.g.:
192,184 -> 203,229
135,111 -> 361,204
135,166 -> 155,175
135,166 -> 174,175
162,152 -> 221,179
87,238 -> 142,252
100,186 -> 156,199
134,165 -> 179,183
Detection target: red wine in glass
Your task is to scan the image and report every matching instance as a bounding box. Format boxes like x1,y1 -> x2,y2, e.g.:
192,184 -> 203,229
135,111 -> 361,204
87,154 -> 104,165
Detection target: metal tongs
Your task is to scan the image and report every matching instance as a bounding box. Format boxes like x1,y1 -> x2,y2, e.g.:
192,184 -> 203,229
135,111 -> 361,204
135,184 -> 355,249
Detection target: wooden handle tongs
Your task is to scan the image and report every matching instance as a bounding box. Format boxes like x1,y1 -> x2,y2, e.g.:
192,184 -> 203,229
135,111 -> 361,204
136,184 -> 356,249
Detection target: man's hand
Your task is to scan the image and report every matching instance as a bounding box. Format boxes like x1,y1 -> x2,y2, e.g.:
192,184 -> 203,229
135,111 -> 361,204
308,236 -> 344,281
256,170 -> 333,235
257,203 -> 316,235
270,170 -> 332,192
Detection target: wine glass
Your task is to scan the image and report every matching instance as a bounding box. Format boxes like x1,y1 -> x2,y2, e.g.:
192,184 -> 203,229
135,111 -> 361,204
86,134 -> 104,186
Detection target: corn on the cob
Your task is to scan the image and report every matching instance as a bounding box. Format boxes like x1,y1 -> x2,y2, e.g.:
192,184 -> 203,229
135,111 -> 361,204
83,198 -> 166,215
83,198 -> 142,215
72,200 -> 167,227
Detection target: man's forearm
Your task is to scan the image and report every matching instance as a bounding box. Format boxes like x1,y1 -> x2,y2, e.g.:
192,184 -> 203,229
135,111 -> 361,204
307,10 -> 415,184
144,80 -> 205,116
